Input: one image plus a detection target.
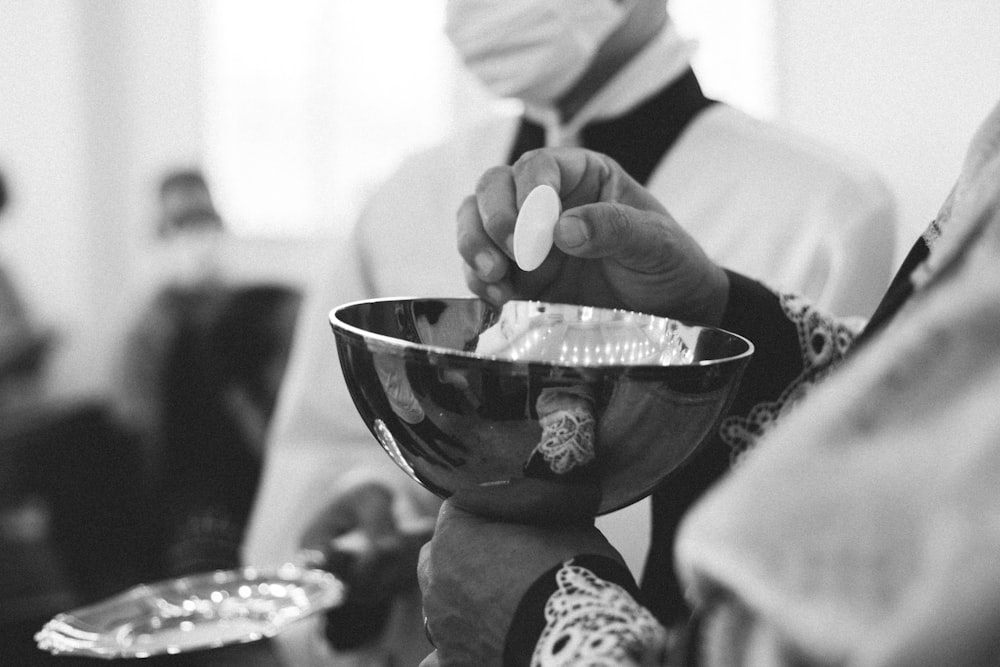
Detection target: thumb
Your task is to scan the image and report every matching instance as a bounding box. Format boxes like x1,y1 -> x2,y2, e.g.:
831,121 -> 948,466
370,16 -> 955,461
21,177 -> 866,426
554,202 -> 683,271
553,201 -> 729,324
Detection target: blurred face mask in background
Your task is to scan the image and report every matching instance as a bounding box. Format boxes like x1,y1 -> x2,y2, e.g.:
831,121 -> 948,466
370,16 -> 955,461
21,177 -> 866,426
155,227 -> 224,288
445,0 -> 631,107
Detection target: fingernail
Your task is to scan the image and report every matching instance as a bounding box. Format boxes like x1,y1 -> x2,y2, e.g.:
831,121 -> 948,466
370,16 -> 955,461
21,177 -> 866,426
486,285 -> 504,304
559,215 -> 588,248
474,251 -> 495,277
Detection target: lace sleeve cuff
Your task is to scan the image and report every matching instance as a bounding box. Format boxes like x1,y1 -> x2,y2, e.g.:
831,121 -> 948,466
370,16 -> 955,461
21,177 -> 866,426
504,555 -> 669,666
717,271 -> 861,463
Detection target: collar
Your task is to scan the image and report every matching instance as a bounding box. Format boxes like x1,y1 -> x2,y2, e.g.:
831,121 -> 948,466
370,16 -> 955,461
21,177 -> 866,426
522,21 -> 698,147
508,44 -> 716,185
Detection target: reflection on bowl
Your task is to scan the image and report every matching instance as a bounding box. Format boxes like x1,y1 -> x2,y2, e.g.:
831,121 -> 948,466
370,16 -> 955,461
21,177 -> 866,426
330,298 -> 753,523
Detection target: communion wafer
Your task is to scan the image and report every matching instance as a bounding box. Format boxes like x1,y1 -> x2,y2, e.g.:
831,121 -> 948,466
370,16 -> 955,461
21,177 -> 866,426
513,184 -> 561,272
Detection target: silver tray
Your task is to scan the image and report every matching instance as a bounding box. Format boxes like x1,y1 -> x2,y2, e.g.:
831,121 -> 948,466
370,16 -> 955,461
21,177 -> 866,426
35,564 -> 345,659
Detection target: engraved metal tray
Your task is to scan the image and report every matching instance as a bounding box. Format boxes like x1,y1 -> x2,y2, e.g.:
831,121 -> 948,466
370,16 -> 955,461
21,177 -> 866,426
35,564 -> 344,659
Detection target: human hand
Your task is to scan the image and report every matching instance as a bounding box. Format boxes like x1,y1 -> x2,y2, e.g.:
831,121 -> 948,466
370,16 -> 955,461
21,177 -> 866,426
417,499 -> 622,665
297,479 -> 436,649
457,147 -> 729,326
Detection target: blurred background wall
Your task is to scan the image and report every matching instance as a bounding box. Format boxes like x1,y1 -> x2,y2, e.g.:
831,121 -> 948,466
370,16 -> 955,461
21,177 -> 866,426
1,0 -> 998,400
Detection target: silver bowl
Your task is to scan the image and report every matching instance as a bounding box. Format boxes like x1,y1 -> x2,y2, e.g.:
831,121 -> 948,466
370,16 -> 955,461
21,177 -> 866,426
330,298 -> 753,523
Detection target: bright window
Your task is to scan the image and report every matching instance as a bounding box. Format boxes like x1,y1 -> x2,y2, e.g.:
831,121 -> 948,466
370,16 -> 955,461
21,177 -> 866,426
201,0 -> 775,237
672,0 -> 777,119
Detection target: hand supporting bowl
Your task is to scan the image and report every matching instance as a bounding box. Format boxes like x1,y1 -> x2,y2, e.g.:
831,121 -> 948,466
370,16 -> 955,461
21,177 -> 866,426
330,298 -> 752,523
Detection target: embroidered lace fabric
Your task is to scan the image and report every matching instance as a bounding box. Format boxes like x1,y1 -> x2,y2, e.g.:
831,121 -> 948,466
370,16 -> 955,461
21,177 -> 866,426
719,292 -> 864,465
531,562 -> 669,666
534,406 -> 598,474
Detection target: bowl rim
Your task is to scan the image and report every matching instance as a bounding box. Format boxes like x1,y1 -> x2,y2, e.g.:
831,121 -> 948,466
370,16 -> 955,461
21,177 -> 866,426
329,296 -> 754,370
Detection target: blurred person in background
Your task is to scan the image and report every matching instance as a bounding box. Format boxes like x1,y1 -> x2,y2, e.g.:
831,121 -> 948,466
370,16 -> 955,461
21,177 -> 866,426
115,167 -> 230,482
152,168 -> 226,287
103,169 -> 299,666
156,168 -> 225,239
153,284 -> 301,579
116,167 -> 302,577
243,0 -> 898,663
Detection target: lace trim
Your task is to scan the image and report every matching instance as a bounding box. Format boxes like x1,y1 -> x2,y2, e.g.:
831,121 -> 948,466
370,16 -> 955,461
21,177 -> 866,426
719,293 -> 863,465
530,388 -> 597,475
531,562 -> 668,666
534,407 -> 597,474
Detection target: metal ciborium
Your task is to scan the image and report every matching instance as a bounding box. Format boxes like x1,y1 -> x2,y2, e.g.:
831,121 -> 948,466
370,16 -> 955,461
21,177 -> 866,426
330,298 -> 753,524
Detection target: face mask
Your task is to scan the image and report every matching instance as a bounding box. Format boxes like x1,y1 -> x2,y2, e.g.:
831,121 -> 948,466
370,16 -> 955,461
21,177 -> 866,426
445,0 -> 630,107
155,228 -> 224,287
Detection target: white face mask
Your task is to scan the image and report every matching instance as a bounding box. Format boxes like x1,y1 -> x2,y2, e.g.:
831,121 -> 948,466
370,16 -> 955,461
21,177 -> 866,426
155,228 -> 224,287
445,0 -> 631,107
